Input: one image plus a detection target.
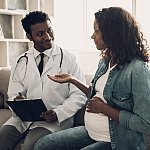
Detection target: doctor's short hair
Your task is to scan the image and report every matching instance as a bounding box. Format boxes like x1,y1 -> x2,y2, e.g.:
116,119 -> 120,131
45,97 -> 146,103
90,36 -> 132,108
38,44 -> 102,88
21,11 -> 51,35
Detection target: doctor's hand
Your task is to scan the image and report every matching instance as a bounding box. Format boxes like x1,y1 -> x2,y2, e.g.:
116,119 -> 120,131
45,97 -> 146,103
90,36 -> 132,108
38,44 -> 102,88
41,109 -> 58,122
14,92 -> 24,101
47,74 -> 74,83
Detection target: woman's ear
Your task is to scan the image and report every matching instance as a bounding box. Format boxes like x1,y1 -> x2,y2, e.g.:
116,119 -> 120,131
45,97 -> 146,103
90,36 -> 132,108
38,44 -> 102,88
26,33 -> 33,41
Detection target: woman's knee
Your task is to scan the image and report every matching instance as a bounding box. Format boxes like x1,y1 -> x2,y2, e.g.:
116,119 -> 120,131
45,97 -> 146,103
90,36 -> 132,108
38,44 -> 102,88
34,126 -> 93,150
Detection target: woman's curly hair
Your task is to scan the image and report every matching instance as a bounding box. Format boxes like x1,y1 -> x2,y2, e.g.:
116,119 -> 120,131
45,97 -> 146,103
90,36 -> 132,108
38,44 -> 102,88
95,7 -> 149,64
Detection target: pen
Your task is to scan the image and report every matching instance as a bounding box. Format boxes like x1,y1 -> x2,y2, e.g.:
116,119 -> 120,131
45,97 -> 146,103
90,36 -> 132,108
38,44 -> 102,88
18,92 -> 22,96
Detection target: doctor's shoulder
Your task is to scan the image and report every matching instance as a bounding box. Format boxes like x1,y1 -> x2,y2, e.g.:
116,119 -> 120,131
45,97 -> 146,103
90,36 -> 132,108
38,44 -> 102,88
10,52 -> 27,67
11,51 -> 30,71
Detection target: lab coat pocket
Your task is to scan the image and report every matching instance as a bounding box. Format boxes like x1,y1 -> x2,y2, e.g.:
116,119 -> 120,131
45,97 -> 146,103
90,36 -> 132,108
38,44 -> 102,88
53,82 -> 69,98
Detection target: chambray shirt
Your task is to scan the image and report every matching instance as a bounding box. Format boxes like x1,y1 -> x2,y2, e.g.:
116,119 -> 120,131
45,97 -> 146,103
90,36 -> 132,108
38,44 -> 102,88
89,57 -> 150,150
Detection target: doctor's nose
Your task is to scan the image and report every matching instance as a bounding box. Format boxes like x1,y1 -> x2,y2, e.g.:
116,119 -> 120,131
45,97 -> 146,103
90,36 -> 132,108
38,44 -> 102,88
44,32 -> 52,40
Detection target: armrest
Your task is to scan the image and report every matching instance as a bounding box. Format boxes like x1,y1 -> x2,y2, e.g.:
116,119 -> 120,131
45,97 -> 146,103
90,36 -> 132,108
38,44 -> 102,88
74,105 -> 86,127
0,67 -> 11,108
0,92 -> 4,108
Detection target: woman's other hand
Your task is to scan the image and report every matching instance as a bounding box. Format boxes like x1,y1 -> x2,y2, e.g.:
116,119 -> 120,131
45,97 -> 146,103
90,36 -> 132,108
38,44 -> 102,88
86,96 -> 106,113
86,96 -> 120,122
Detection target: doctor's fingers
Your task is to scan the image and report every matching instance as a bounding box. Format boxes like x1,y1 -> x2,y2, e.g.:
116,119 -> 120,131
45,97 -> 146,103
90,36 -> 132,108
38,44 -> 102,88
45,116 -> 57,122
14,96 -> 24,101
42,110 -> 55,116
42,112 -> 57,122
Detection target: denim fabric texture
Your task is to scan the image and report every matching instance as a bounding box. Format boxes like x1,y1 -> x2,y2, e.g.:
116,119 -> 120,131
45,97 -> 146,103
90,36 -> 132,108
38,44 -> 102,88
34,126 -> 111,150
90,57 -> 150,150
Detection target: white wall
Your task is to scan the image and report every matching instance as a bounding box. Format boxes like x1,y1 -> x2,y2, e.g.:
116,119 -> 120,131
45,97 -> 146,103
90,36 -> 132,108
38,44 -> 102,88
70,50 -> 100,75
53,0 -> 149,74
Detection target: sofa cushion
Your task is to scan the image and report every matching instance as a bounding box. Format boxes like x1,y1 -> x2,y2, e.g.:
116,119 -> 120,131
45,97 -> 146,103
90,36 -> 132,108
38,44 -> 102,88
0,108 -> 11,126
0,67 -> 11,108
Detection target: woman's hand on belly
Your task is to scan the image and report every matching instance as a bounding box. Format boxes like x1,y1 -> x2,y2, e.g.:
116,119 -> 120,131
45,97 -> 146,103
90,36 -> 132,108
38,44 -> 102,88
86,96 -> 120,123
86,96 -> 106,114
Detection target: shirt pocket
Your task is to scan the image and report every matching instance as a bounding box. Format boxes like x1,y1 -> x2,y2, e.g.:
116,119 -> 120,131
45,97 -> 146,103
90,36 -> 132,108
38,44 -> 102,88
112,91 -> 133,111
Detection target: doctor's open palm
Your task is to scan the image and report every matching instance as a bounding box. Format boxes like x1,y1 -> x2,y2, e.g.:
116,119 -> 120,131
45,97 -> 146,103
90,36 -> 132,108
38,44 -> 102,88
47,74 -> 73,83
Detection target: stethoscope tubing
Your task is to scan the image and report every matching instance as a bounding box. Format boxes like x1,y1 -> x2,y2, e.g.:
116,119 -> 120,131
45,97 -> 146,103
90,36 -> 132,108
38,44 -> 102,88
12,47 -> 63,82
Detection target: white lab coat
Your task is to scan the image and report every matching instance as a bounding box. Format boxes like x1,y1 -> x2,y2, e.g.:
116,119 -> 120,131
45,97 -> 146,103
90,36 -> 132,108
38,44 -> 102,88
4,44 -> 86,133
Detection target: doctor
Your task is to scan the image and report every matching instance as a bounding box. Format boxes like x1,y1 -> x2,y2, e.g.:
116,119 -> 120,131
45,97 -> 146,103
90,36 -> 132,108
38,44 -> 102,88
0,11 -> 86,150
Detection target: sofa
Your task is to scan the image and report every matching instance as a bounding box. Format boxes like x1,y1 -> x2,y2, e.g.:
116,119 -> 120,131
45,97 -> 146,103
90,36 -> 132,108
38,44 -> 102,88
0,67 -> 12,126
0,67 -> 150,150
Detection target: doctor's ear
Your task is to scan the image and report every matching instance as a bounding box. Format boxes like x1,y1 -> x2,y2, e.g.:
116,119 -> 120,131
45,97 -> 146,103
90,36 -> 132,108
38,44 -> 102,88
26,33 -> 33,41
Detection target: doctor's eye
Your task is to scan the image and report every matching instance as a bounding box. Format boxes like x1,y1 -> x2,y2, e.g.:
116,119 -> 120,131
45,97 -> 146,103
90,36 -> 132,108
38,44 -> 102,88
36,32 -> 44,36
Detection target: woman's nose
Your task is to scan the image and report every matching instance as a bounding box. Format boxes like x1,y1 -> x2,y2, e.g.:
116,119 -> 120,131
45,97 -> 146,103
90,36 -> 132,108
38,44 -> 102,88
91,33 -> 94,39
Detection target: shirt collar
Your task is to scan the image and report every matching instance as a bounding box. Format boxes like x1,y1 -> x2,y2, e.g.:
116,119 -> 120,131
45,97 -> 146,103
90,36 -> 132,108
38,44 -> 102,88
33,46 -> 53,59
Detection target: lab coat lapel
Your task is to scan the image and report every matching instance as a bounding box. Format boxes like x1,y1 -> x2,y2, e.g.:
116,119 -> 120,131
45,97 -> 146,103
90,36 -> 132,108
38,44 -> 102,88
42,45 -> 61,76
42,55 -> 54,74
27,48 -> 40,73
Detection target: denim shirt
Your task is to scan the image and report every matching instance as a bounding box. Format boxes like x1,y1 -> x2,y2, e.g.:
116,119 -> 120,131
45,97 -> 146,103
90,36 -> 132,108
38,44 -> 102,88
89,57 -> 150,150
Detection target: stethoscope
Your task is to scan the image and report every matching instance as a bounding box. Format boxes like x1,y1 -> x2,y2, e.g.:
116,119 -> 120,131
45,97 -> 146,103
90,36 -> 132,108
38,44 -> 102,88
12,47 -> 63,82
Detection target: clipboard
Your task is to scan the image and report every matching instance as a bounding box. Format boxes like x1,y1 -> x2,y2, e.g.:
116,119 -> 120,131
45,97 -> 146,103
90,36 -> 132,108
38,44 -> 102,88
6,99 -> 47,121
